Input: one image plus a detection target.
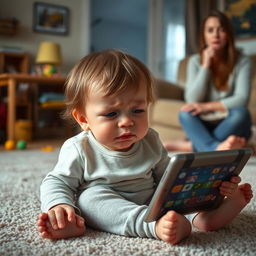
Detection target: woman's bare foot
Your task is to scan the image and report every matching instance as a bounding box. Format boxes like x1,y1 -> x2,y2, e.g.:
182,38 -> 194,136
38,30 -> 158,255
37,212 -> 85,240
163,139 -> 193,152
216,135 -> 246,151
155,211 -> 191,245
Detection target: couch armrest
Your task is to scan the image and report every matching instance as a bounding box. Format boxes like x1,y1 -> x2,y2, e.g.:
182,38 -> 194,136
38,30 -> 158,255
150,98 -> 184,128
249,55 -> 256,125
154,77 -> 184,101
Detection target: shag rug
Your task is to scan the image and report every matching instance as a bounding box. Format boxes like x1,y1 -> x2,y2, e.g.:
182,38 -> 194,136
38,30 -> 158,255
0,148 -> 256,256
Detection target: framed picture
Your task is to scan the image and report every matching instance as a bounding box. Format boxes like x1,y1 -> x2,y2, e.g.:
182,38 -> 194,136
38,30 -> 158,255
222,0 -> 256,40
33,2 -> 69,35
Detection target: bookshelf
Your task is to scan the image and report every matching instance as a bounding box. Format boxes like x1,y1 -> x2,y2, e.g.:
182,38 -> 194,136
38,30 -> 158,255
0,74 -> 68,141
0,52 -> 29,74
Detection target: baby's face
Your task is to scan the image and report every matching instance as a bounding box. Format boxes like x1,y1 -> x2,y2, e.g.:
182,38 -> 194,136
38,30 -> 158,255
83,82 -> 149,151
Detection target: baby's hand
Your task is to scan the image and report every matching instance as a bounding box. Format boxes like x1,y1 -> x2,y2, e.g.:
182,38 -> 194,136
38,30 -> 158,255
48,204 -> 77,230
219,176 -> 241,198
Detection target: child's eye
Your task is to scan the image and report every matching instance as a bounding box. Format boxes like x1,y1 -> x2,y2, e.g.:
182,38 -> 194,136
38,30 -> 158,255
104,112 -> 117,118
133,109 -> 145,114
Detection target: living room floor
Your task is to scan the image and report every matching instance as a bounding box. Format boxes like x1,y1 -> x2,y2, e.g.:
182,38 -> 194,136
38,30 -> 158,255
0,138 -> 65,152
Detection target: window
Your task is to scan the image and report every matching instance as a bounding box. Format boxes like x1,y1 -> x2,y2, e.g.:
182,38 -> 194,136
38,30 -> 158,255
161,0 -> 186,83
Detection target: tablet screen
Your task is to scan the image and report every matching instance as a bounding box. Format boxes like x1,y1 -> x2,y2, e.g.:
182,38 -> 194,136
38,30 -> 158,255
144,148 -> 252,222
161,161 -> 238,214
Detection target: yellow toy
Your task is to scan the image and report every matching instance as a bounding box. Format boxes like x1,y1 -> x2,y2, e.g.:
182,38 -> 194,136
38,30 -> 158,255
4,140 -> 16,150
43,65 -> 57,77
41,145 -> 54,152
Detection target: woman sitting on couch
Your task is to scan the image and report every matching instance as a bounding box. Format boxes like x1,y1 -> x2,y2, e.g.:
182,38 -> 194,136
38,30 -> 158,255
164,10 -> 252,152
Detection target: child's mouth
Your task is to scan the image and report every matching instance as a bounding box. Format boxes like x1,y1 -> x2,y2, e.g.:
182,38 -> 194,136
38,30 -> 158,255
116,134 -> 135,140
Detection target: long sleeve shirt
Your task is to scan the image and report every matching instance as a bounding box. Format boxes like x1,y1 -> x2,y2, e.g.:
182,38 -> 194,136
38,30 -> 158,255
185,53 -> 252,109
40,128 -> 170,212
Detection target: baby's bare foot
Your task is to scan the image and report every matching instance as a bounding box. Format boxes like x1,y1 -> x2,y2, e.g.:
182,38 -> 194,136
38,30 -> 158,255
238,183 -> 253,204
193,183 -> 253,231
224,183 -> 253,210
216,135 -> 245,151
155,211 -> 191,245
37,212 -> 85,240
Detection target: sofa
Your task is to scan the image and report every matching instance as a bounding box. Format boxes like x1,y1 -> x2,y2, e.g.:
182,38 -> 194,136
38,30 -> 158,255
150,55 -> 256,144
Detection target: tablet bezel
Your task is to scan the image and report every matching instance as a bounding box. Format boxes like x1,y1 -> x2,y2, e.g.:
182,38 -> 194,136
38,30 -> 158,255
144,148 -> 252,222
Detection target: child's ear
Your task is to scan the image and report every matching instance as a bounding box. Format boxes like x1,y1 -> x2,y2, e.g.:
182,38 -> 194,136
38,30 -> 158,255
72,109 -> 90,131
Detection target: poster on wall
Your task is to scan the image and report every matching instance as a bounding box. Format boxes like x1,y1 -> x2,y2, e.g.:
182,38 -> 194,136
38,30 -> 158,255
33,2 -> 69,35
224,0 -> 256,39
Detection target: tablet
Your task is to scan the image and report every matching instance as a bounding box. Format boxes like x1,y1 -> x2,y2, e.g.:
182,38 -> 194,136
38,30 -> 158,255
144,148 -> 252,222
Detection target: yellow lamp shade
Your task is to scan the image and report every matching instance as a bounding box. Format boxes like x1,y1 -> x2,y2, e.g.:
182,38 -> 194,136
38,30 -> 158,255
36,41 -> 62,65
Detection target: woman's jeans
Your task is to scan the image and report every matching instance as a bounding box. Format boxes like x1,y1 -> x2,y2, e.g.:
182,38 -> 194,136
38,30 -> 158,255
179,107 -> 252,152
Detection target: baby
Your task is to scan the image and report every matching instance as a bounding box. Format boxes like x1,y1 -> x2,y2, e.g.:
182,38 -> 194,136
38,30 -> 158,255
37,50 -> 253,244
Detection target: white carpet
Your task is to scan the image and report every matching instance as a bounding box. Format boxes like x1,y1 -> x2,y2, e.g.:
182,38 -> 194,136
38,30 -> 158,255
0,148 -> 256,256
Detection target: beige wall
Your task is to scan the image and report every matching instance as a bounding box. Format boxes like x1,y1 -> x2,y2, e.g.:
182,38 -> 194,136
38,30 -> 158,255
0,0 -> 90,75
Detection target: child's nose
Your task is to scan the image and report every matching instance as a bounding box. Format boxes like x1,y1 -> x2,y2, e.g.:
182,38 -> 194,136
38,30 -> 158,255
118,115 -> 134,127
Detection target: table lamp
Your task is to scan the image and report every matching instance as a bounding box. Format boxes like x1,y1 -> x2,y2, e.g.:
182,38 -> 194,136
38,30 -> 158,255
36,41 -> 62,77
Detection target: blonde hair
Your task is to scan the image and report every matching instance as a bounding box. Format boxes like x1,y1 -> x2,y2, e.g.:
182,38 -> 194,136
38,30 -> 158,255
199,10 -> 239,90
63,49 -> 155,120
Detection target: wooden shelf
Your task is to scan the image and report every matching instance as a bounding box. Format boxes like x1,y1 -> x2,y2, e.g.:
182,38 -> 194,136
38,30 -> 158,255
0,74 -> 67,141
38,105 -> 65,110
0,18 -> 19,36
0,52 -> 29,73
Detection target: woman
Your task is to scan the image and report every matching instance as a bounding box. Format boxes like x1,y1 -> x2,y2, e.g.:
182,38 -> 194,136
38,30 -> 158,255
164,10 -> 252,152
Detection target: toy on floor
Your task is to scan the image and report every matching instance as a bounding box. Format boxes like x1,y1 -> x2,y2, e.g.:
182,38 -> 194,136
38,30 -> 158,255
4,140 -> 15,150
41,145 -> 54,152
4,140 -> 27,150
16,140 -> 27,150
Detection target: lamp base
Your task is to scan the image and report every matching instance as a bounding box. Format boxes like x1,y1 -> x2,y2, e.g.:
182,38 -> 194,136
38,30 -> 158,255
35,64 -> 61,77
